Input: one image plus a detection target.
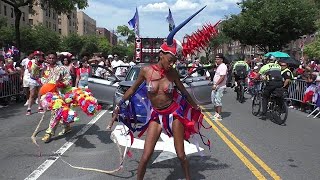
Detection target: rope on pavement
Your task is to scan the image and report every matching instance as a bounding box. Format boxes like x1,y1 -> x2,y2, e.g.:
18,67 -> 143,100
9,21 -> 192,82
31,112 -> 46,157
60,129 -> 128,174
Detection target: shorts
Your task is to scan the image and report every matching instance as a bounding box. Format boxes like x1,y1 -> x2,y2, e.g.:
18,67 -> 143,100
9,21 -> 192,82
29,79 -> 40,90
23,78 -> 30,88
211,87 -> 225,107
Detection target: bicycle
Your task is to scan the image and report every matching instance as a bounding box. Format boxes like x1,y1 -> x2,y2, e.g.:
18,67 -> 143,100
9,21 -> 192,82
252,82 -> 288,125
236,78 -> 246,103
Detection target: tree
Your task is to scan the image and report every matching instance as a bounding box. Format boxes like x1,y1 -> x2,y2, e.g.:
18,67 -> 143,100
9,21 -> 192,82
222,0 -> 318,52
31,25 -> 61,53
116,25 -> 135,44
304,40 -> 320,58
80,35 -> 99,56
97,37 -> 112,57
0,0 -> 88,57
60,33 -> 84,56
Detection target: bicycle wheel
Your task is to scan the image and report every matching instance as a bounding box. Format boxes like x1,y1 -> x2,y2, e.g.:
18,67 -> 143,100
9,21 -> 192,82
240,84 -> 245,103
272,99 -> 288,125
252,93 -> 261,116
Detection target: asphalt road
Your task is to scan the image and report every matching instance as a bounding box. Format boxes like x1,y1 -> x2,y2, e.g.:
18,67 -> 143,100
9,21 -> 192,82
1,88 -> 320,180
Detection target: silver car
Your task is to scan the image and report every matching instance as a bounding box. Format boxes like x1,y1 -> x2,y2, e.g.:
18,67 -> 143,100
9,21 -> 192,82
88,64 -> 213,117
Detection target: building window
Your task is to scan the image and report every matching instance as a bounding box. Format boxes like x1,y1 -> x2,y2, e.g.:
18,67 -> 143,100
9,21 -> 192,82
11,8 -> 13,18
58,18 -> 61,25
29,6 -> 32,14
22,12 -> 25,21
46,10 -> 48,16
4,5 -> 7,16
69,19 -> 71,26
59,29 -> 61,34
46,21 -> 48,28
49,22 -> 51,28
29,19 -> 33,25
49,9 -> 51,17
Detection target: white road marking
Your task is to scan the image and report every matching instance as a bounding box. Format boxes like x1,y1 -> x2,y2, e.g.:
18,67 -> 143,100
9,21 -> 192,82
24,110 -> 107,180
111,125 -> 204,164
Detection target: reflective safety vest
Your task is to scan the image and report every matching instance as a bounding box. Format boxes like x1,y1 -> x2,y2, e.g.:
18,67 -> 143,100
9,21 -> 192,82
259,63 -> 282,81
281,68 -> 293,79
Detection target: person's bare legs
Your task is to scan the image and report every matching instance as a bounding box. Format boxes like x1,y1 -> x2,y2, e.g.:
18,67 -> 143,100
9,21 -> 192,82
107,112 -> 117,130
172,119 -> 190,180
137,121 -> 162,180
216,106 -> 222,114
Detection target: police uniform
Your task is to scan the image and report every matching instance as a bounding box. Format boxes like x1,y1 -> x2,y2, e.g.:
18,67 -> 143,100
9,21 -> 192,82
259,62 -> 284,117
233,60 -> 250,81
281,68 -> 293,89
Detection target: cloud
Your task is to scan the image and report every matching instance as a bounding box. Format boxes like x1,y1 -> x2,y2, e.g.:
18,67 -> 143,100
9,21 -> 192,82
140,0 -> 200,12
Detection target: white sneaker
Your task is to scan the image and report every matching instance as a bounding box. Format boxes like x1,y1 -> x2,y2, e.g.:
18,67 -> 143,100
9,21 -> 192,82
212,113 -> 222,121
24,100 -> 29,106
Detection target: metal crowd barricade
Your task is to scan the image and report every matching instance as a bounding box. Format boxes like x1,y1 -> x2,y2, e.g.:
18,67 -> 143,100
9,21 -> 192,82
287,79 -> 308,103
0,73 -> 22,98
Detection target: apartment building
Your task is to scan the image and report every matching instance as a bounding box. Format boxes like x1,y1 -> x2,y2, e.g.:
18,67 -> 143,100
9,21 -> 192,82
28,5 -> 59,32
0,1 -> 29,27
96,27 -> 118,46
77,11 -> 96,36
58,10 -> 77,36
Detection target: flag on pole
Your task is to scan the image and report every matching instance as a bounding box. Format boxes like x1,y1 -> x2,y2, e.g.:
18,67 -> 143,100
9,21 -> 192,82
166,8 -> 175,32
128,7 -> 140,38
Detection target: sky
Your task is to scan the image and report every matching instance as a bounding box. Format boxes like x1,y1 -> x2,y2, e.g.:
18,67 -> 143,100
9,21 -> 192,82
83,0 -> 242,40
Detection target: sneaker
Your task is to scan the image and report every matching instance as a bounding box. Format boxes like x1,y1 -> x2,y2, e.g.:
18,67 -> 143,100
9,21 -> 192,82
212,113 -> 222,121
26,109 -> 31,116
24,100 -> 29,106
58,126 -> 72,136
42,133 -> 52,143
38,108 -> 45,114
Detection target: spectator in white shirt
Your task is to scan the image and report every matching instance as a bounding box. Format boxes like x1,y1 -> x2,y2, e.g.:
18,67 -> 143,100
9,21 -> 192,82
20,53 -> 33,106
111,54 -> 124,76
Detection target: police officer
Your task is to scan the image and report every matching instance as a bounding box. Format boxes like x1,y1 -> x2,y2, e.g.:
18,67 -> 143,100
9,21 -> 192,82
232,58 -> 250,91
258,55 -> 284,120
279,62 -> 293,89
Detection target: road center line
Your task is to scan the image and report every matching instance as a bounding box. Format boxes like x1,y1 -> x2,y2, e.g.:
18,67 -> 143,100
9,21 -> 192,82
203,111 -> 281,180
203,116 -> 267,179
24,110 -> 107,180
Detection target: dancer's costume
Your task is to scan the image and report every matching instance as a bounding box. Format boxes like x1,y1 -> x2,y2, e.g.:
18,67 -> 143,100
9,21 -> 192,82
118,6 -> 219,150
40,64 -> 73,137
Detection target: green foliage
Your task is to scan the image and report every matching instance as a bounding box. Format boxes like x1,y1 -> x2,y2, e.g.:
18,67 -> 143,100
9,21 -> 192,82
116,25 -> 135,43
32,25 -> 61,53
80,35 -> 99,56
304,40 -> 320,58
223,0 -> 318,52
0,26 -> 15,47
60,33 -> 83,56
39,0 -> 88,14
97,37 -> 112,57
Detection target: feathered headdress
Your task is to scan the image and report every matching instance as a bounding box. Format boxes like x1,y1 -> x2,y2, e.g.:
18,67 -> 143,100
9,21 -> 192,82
160,6 -> 219,58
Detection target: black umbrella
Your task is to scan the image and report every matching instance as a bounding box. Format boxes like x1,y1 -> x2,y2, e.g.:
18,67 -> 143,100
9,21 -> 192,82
278,57 -> 301,67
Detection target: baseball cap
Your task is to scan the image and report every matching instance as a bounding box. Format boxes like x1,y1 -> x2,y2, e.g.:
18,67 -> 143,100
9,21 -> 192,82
108,55 -> 113,58
254,66 -> 259,70
215,53 -> 224,59
33,51 -> 43,55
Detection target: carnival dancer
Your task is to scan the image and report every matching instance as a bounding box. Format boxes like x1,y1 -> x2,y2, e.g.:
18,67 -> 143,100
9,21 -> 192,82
112,6 -> 214,180
40,51 -> 72,143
